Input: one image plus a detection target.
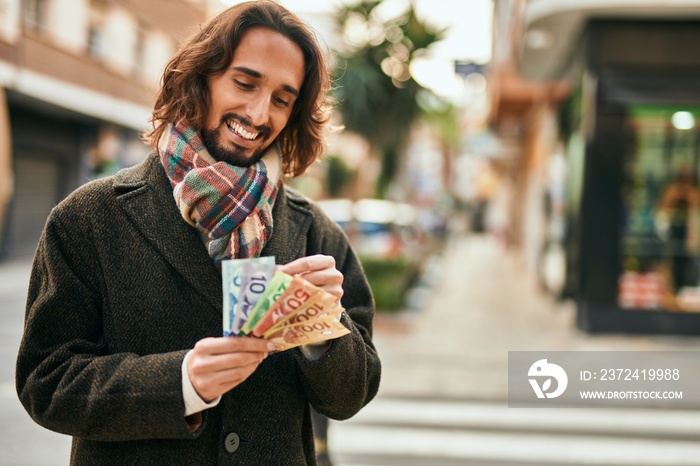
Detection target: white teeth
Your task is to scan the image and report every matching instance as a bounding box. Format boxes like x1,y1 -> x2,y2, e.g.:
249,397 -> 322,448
227,121 -> 258,140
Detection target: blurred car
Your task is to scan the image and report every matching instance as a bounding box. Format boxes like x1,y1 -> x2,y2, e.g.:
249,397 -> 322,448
316,198 -> 425,261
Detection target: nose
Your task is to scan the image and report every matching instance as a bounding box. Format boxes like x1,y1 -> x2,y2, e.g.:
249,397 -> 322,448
246,94 -> 271,127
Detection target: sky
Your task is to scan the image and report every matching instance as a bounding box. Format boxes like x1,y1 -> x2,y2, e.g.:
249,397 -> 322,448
219,0 -> 493,98
278,0 -> 493,63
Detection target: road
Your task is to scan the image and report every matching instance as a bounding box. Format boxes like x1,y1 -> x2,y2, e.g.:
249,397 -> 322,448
0,259 -> 72,465
3,236 -> 700,465
329,395 -> 700,466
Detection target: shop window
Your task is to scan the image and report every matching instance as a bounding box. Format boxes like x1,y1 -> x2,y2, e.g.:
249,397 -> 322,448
87,0 -> 106,59
0,0 -> 21,44
133,22 -> 146,77
24,0 -> 48,31
620,105 -> 700,312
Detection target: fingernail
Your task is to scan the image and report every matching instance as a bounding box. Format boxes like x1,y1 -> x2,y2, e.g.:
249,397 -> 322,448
267,342 -> 276,351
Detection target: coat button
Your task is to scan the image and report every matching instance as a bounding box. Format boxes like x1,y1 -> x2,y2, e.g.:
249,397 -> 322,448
224,432 -> 240,453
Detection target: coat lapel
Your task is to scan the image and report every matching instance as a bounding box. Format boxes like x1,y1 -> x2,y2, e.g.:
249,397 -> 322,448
262,185 -> 314,265
113,154 -> 222,312
111,154 -> 316,313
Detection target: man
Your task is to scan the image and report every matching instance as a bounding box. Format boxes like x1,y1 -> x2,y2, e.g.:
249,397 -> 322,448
15,2 -> 381,465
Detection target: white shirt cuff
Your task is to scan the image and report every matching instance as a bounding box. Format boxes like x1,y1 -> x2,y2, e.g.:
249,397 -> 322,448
182,350 -> 221,416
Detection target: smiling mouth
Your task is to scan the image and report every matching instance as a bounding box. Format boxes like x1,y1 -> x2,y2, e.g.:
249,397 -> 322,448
226,120 -> 260,141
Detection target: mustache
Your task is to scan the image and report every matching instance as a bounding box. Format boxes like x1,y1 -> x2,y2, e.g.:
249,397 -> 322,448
221,113 -> 271,138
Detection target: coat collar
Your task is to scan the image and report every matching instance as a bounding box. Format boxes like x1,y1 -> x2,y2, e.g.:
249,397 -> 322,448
262,182 -> 314,265
112,154 -> 314,311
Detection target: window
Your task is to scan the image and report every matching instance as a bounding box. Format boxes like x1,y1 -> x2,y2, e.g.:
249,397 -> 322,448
133,22 -> 146,76
0,0 -> 21,43
87,1 -> 105,59
619,104 -> 700,312
87,23 -> 104,58
24,0 -> 48,31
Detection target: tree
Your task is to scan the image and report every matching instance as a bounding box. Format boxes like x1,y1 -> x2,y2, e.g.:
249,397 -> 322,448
332,0 -> 443,197
418,90 -> 461,196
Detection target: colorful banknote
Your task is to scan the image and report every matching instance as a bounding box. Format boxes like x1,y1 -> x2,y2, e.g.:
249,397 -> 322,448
262,290 -> 342,336
222,257 -> 350,351
239,270 -> 293,335
222,256 -> 274,336
250,275 -> 323,337
230,261 -> 277,334
264,317 -> 350,352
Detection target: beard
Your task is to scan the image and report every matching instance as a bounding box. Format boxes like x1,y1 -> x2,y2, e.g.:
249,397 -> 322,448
201,122 -> 268,167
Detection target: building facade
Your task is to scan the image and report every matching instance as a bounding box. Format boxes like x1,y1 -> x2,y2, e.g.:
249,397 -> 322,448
488,0 -> 569,287
496,0 -> 700,334
0,0 -> 213,259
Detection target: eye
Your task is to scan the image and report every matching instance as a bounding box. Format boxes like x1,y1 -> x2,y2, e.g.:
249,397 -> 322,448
273,96 -> 290,108
234,80 -> 254,90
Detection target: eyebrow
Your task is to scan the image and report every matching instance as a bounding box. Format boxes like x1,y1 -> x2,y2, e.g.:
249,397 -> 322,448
231,66 -> 300,98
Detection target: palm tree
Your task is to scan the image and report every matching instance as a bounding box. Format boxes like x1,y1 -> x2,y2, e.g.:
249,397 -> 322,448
419,94 -> 461,197
332,0 -> 443,197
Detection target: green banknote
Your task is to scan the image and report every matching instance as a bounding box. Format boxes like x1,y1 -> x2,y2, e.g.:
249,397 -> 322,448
231,261 -> 277,334
239,270 -> 293,335
222,256 -> 274,336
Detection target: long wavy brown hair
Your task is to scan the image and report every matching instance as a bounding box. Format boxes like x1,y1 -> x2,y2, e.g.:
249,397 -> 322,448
143,1 -> 331,177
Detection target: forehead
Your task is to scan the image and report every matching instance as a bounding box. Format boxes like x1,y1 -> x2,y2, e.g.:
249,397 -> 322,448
232,27 -> 305,89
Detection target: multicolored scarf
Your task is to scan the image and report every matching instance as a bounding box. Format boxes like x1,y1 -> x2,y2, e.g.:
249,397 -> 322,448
158,122 -> 281,268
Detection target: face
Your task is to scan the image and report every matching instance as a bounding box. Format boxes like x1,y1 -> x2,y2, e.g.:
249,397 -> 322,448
203,27 -> 305,166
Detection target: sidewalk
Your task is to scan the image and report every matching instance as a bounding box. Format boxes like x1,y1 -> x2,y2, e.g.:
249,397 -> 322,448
0,257 -> 32,296
371,233 -> 700,401
4,235 -> 700,465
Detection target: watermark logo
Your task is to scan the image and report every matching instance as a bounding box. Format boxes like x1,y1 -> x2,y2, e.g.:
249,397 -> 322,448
528,359 -> 568,399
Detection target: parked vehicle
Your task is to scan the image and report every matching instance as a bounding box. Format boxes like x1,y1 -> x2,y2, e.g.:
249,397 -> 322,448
317,198 -> 424,260
317,198 -> 427,311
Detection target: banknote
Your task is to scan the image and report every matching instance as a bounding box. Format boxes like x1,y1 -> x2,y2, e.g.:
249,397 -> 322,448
239,270 -> 293,335
262,290 -> 343,337
223,258 -> 351,351
222,256 -> 274,336
230,261 -> 277,335
250,275 -> 323,337
264,316 -> 350,351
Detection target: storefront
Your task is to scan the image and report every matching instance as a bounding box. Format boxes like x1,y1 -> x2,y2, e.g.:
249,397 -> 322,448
0,92 -> 147,259
1,100 -> 84,258
565,20 -> 700,334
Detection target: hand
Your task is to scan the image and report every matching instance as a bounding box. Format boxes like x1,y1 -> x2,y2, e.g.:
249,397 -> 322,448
187,337 -> 274,402
280,254 -> 344,300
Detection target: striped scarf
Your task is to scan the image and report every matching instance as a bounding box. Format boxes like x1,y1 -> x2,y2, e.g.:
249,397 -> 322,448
158,122 -> 281,268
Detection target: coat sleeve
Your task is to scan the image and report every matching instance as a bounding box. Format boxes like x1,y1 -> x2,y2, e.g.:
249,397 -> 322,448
293,212 -> 381,420
15,208 -> 200,441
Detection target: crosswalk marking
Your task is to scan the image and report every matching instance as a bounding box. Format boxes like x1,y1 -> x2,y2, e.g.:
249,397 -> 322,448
347,397 -> 700,437
331,424 -> 700,465
0,380 -> 14,398
329,397 -> 700,465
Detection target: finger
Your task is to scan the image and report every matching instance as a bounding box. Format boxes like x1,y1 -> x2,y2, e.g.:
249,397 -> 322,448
192,359 -> 262,400
299,268 -> 343,292
194,336 -> 275,355
280,255 -> 335,275
189,350 -> 267,376
299,269 -> 343,286
316,284 -> 344,300
215,359 -> 261,387
284,260 -> 344,300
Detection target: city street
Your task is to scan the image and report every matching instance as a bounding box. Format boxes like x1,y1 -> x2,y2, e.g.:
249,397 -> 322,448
328,234 -> 700,466
4,0 -> 700,465
2,235 -> 700,465
0,259 -> 72,464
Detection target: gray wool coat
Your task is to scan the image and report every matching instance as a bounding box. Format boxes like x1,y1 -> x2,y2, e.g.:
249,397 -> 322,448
16,153 -> 381,465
